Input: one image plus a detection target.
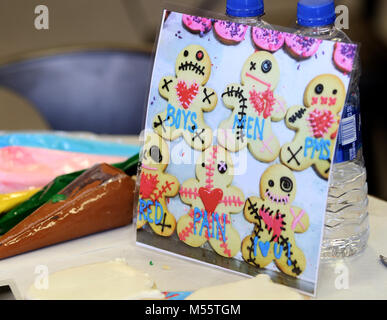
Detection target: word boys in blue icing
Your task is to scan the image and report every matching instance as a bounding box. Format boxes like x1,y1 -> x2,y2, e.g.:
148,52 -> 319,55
152,44 -> 217,151
165,103 -> 198,133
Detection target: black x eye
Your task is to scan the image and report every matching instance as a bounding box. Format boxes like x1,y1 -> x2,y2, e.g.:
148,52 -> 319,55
261,60 -> 272,73
217,161 -> 227,174
280,177 -> 293,193
184,50 -> 189,57
149,146 -> 162,163
315,84 -> 324,94
268,180 -> 274,187
249,61 -> 257,71
196,50 -> 204,61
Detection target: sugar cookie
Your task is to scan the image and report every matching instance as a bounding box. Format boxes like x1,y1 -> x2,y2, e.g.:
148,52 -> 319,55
241,164 -> 309,277
153,45 -> 217,151
182,14 -> 212,36
280,74 -> 346,179
285,34 -> 322,59
137,133 -> 179,236
252,27 -> 285,52
333,42 -> 357,73
213,20 -> 248,45
217,51 -> 287,162
177,145 -> 245,258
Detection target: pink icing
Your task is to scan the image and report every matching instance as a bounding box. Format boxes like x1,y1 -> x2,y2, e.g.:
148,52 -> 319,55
0,146 -> 125,193
285,34 -> 322,58
333,42 -> 356,73
214,20 -> 248,43
252,27 -> 285,52
182,14 -> 212,34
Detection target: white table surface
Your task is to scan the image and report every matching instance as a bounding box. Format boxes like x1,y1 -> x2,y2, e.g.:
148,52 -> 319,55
0,195 -> 386,300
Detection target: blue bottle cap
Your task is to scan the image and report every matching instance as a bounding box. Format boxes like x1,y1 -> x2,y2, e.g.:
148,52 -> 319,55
297,0 -> 336,27
226,0 -> 264,17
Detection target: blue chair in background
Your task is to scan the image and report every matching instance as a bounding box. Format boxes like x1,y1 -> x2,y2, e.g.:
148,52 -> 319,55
0,47 -> 152,135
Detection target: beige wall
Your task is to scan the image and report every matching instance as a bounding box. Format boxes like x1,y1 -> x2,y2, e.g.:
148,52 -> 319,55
0,0 -> 383,131
0,0 -> 374,60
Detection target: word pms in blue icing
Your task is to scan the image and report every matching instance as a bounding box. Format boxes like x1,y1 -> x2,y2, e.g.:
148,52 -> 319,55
138,199 -> 164,224
165,104 -> 198,132
193,207 -> 227,242
233,115 -> 265,141
304,137 -> 330,160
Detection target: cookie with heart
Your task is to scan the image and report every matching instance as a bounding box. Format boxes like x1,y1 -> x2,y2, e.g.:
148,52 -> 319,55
241,164 -> 309,277
177,145 -> 245,258
280,74 -> 346,179
153,44 -> 218,151
137,132 -> 179,237
217,51 -> 287,162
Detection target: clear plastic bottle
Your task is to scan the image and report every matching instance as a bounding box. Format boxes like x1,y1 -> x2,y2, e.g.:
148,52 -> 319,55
226,0 -> 270,28
296,0 -> 369,260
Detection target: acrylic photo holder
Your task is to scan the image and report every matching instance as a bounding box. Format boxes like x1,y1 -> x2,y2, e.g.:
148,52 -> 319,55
135,9 -> 358,296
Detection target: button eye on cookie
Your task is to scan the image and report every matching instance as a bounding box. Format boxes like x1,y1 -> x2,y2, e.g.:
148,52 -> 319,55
261,59 -> 272,73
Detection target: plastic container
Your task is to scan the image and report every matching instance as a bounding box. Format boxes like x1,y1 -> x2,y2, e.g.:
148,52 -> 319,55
226,0 -> 270,28
296,0 -> 369,260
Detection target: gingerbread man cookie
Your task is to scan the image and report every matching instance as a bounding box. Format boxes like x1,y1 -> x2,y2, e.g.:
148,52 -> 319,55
217,51 -> 287,162
153,45 -> 218,151
241,164 -> 309,277
280,74 -> 346,179
177,146 -> 245,258
137,133 -> 179,237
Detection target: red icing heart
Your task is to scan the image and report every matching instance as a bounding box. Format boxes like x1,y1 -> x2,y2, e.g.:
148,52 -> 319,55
259,207 -> 284,242
307,109 -> 335,138
249,88 -> 275,119
139,172 -> 159,199
198,187 -> 223,214
176,80 -> 199,109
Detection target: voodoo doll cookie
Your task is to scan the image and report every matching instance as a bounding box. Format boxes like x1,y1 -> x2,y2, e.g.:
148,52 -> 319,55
217,51 -> 287,162
137,133 -> 179,237
280,74 -> 346,179
177,145 -> 245,258
153,45 -> 217,151
241,164 -> 309,277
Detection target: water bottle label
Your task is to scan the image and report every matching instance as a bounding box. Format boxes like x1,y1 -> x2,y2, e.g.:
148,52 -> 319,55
334,103 -> 362,163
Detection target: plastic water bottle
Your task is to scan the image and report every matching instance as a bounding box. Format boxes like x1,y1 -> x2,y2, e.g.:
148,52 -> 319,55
226,0 -> 270,28
296,0 -> 369,260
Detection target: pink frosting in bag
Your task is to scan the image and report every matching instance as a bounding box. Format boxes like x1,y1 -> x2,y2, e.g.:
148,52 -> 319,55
0,146 -> 125,193
252,27 -> 285,52
285,34 -> 322,58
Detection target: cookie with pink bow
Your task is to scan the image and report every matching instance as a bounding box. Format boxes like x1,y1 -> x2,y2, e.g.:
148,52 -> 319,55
217,50 -> 287,162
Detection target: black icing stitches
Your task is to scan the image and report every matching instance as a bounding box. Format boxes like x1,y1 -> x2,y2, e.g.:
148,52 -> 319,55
222,85 -> 248,142
288,107 -> 306,124
178,60 -> 205,75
